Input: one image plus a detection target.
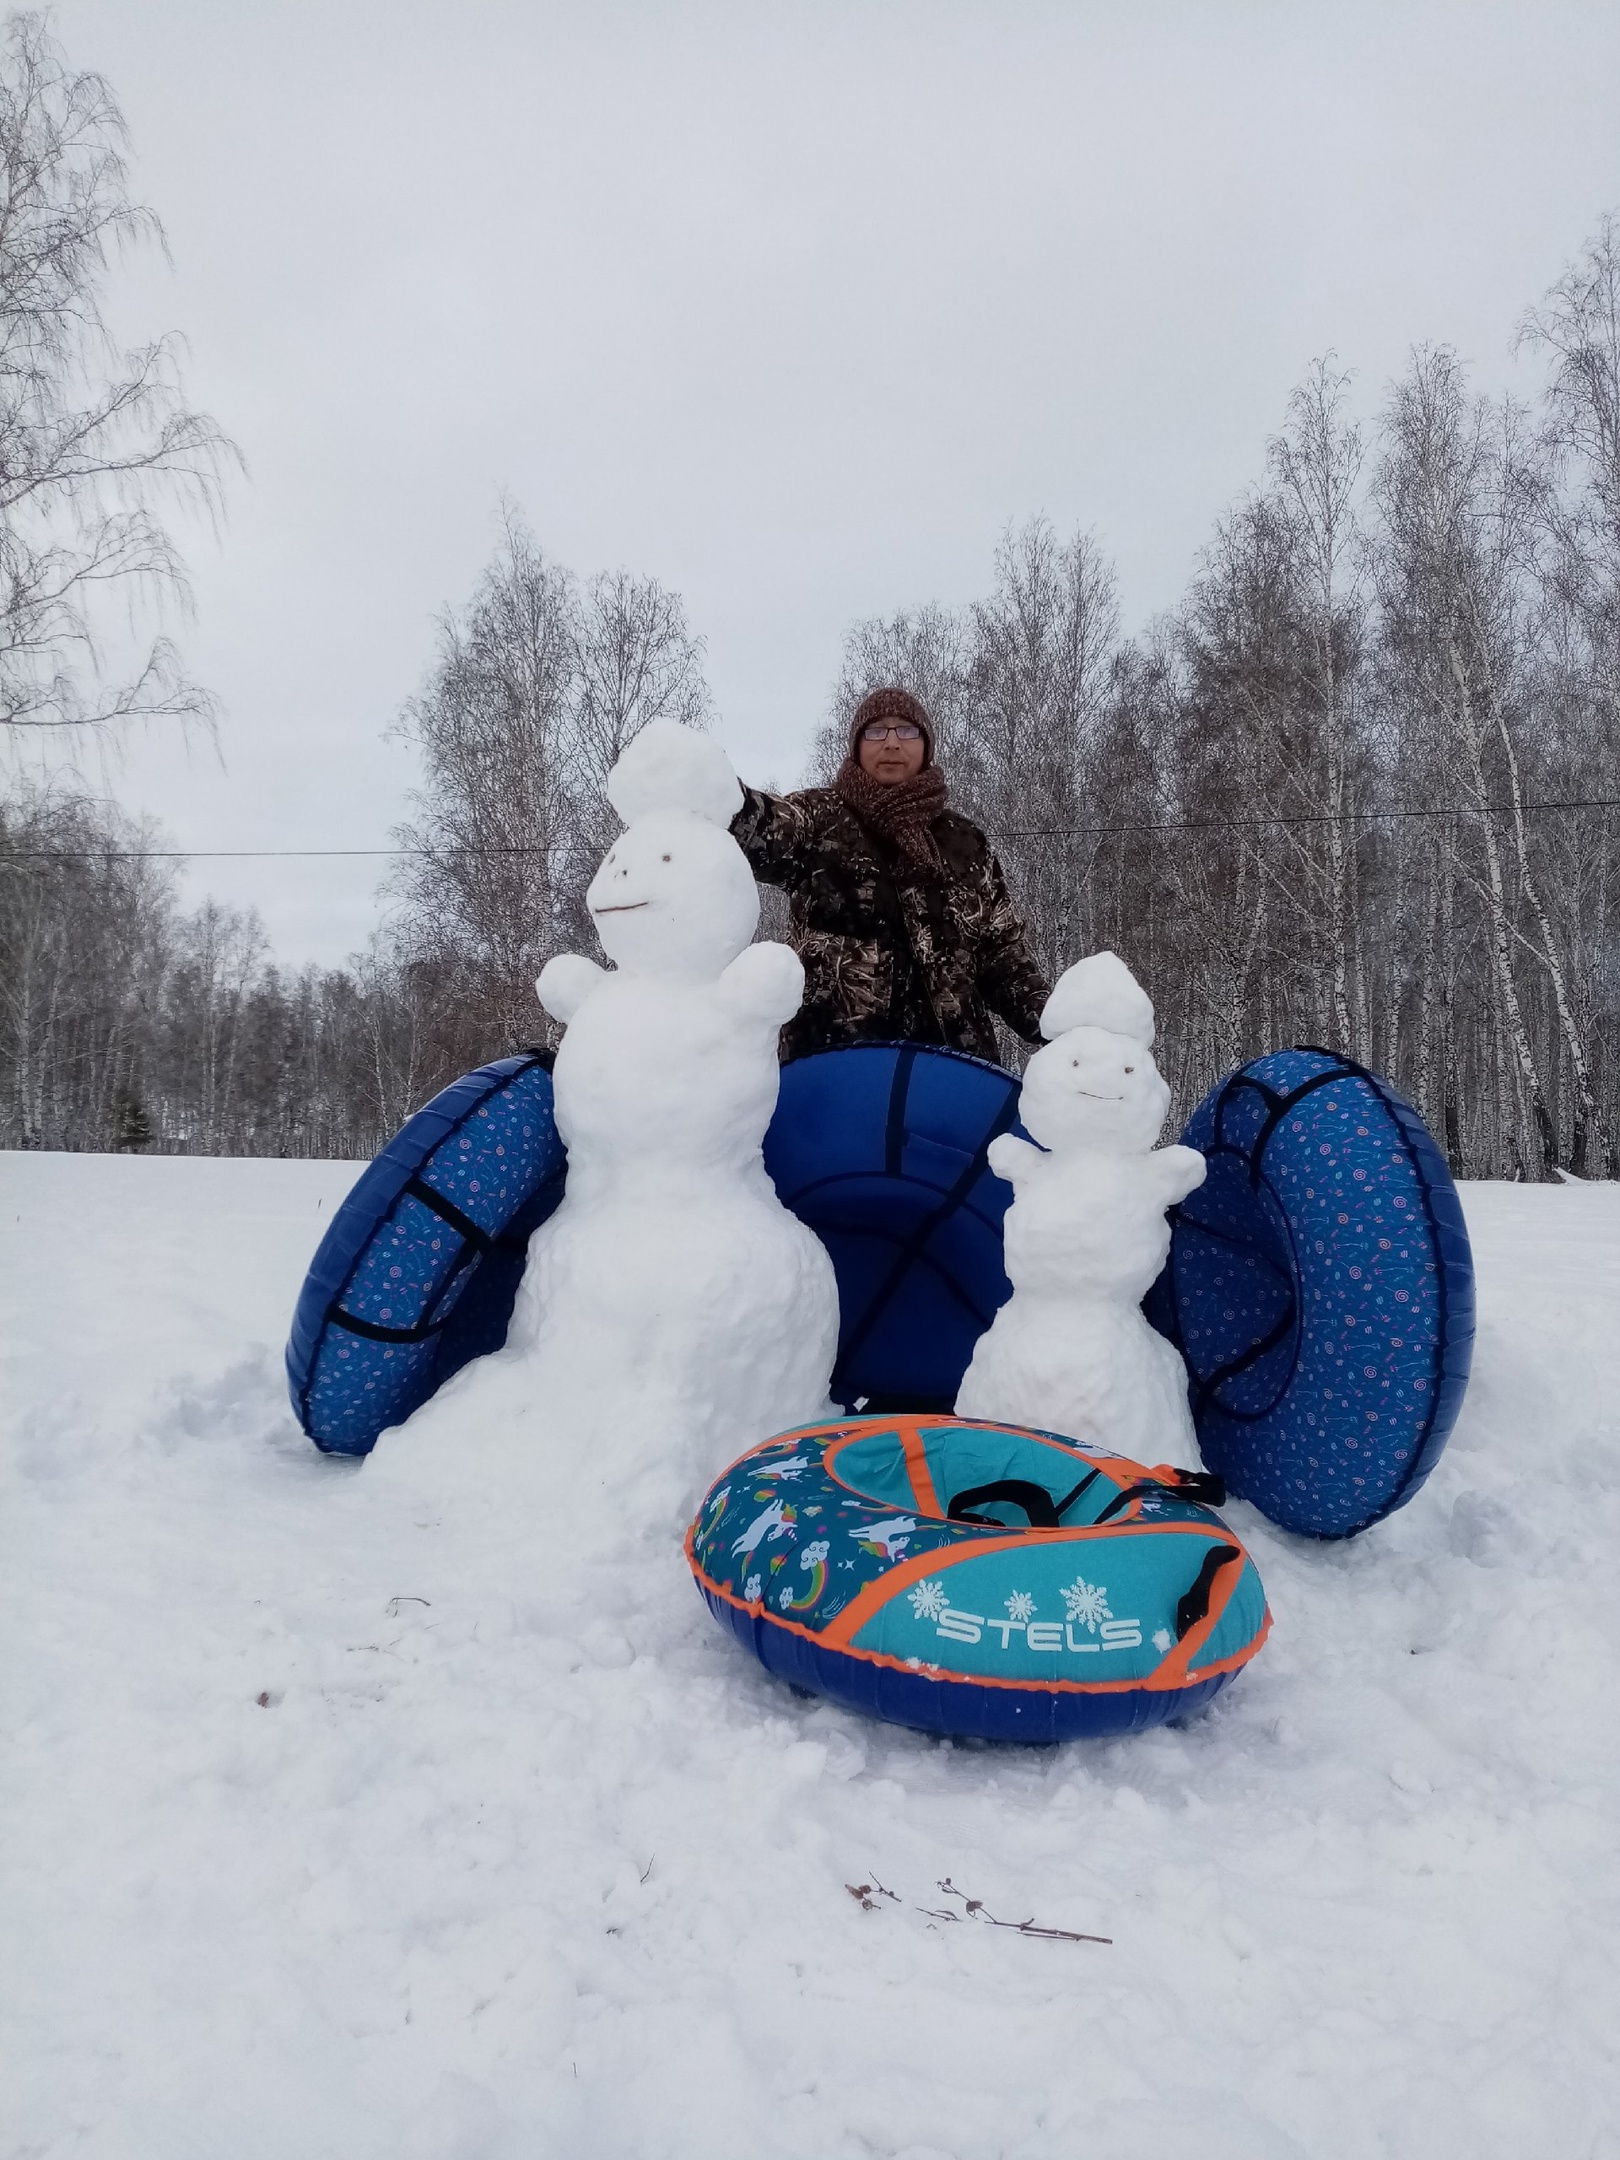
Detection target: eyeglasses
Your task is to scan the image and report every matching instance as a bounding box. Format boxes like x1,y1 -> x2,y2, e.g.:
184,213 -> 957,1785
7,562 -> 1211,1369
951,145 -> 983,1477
860,721 -> 924,742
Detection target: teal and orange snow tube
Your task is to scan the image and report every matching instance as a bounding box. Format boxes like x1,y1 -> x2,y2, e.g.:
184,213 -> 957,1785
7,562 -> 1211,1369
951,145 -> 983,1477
687,1417 -> 1270,1741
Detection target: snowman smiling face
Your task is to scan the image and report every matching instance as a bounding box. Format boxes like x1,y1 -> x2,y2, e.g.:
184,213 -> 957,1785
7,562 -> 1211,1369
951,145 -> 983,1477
586,806 -> 759,981
1018,1022 -> 1170,1153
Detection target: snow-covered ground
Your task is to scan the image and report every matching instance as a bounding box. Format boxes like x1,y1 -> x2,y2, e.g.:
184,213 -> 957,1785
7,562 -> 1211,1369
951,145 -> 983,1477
3,1152 -> 1618,2160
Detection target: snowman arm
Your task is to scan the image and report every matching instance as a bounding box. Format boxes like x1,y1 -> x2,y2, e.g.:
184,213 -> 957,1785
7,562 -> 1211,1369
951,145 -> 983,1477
986,1131 -> 1045,1186
716,940 -> 805,1026
1154,1143 -> 1207,1205
536,953 -> 607,1025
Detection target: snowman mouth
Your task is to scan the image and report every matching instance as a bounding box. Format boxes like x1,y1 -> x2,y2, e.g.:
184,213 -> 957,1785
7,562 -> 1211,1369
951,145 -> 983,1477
592,901 -> 650,914
1074,1089 -> 1124,1101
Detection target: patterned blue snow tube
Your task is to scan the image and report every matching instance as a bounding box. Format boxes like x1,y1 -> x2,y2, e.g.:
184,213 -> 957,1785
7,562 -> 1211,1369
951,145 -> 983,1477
687,1417 -> 1271,1742
285,1054 -> 566,1454
1144,1049 -> 1475,1539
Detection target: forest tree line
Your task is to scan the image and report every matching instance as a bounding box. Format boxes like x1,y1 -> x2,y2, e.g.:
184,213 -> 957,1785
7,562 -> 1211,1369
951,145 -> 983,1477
4,214 -> 1619,1175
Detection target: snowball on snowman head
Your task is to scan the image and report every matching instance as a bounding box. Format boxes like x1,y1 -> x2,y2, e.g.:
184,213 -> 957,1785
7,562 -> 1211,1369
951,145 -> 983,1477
1039,950 -> 1155,1046
1017,951 -> 1170,1154
583,719 -> 755,983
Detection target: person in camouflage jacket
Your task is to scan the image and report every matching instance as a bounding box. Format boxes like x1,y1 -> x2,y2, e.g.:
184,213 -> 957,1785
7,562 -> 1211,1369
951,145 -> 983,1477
730,686 -> 1050,1063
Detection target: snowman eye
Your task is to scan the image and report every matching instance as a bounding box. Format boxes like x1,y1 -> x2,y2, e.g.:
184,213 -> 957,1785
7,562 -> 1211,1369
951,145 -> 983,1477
1124,1066 -> 1134,1074
661,853 -> 671,862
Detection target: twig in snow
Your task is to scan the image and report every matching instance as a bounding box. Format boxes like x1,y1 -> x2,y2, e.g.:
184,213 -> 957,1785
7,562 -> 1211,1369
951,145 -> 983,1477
845,1873 -> 905,1913
639,1855 -> 656,1884
387,1595 -> 431,1615
936,1877 -> 1111,1944
844,1872 -> 1107,1942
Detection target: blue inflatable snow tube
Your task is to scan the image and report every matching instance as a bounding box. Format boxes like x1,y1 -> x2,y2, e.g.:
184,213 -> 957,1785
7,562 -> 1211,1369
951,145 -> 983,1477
763,1043 -> 1020,1411
288,1041 -> 1019,1455
285,1054 -> 566,1454
687,1416 -> 1270,1741
1144,1048 -> 1475,1539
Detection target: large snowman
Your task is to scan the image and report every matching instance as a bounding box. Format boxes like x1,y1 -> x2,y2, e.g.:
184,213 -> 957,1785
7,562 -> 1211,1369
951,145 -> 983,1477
381,721 -> 839,1520
954,951 -> 1207,1470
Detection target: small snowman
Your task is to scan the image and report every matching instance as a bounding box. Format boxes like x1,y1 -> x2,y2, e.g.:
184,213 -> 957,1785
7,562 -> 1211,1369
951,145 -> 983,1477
954,951 -> 1207,1470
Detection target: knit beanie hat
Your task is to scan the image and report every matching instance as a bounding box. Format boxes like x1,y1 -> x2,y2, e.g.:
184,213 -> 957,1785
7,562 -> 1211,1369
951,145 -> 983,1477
848,686 -> 936,768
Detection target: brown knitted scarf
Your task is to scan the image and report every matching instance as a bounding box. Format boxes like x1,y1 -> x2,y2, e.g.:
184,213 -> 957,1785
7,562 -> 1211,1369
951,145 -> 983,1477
835,755 -> 950,874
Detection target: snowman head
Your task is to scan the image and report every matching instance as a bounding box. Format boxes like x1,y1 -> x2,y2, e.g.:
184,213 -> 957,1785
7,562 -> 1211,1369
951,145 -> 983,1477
587,721 -> 757,981
1017,951 -> 1168,1153
1018,1022 -> 1170,1153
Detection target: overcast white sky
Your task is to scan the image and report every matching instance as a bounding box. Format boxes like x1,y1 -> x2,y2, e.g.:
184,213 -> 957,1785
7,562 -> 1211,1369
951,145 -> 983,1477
37,0 -> 1620,965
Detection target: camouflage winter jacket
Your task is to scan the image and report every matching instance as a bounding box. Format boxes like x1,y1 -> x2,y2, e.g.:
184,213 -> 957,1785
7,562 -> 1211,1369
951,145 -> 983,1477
730,786 -> 1050,1063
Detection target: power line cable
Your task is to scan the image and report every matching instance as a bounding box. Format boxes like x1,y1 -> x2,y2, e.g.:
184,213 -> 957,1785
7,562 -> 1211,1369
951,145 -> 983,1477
4,794 -> 1619,860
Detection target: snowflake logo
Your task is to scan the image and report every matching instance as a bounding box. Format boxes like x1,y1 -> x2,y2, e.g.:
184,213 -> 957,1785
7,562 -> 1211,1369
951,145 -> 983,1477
908,1578 -> 949,1621
1005,1591 -> 1037,1623
801,1540 -> 830,1569
1060,1577 -> 1111,1632
744,1574 -> 762,1603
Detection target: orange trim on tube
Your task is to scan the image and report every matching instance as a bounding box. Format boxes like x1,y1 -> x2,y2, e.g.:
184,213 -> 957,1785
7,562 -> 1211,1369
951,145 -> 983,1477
684,1535 -> 1270,1697
1146,1546 -> 1247,1691
900,1419 -> 944,1518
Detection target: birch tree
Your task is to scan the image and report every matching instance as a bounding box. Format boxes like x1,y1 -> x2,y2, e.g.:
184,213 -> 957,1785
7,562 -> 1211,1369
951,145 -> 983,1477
0,12 -> 234,747
1374,348 -> 1555,1174
389,515 -> 579,1048
965,519 -> 1120,982
389,513 -> 714,1045
1268,358 -> 1370,1055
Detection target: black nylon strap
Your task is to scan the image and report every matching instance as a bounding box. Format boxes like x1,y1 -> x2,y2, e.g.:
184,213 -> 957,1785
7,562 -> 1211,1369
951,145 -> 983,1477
1189,1301 -> 1298,1419
1053,1466 -> 1105,1517
326,1177 -> 512,1345
328,1306 -> 444,1345
404,1176 -> 493,1252
1165,1469 -> 1227,1507
1213,1072 -> 1281,1153
1093,1480 -> 1151,1523
1175,1544 -> 1241,1639
1094,1470 -> 1228,1523
884,1044 -> 919,1179
945,1464 -> 1104,1528
948,1478 -> 1064,1527
1248,1062 -> 1354,1188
